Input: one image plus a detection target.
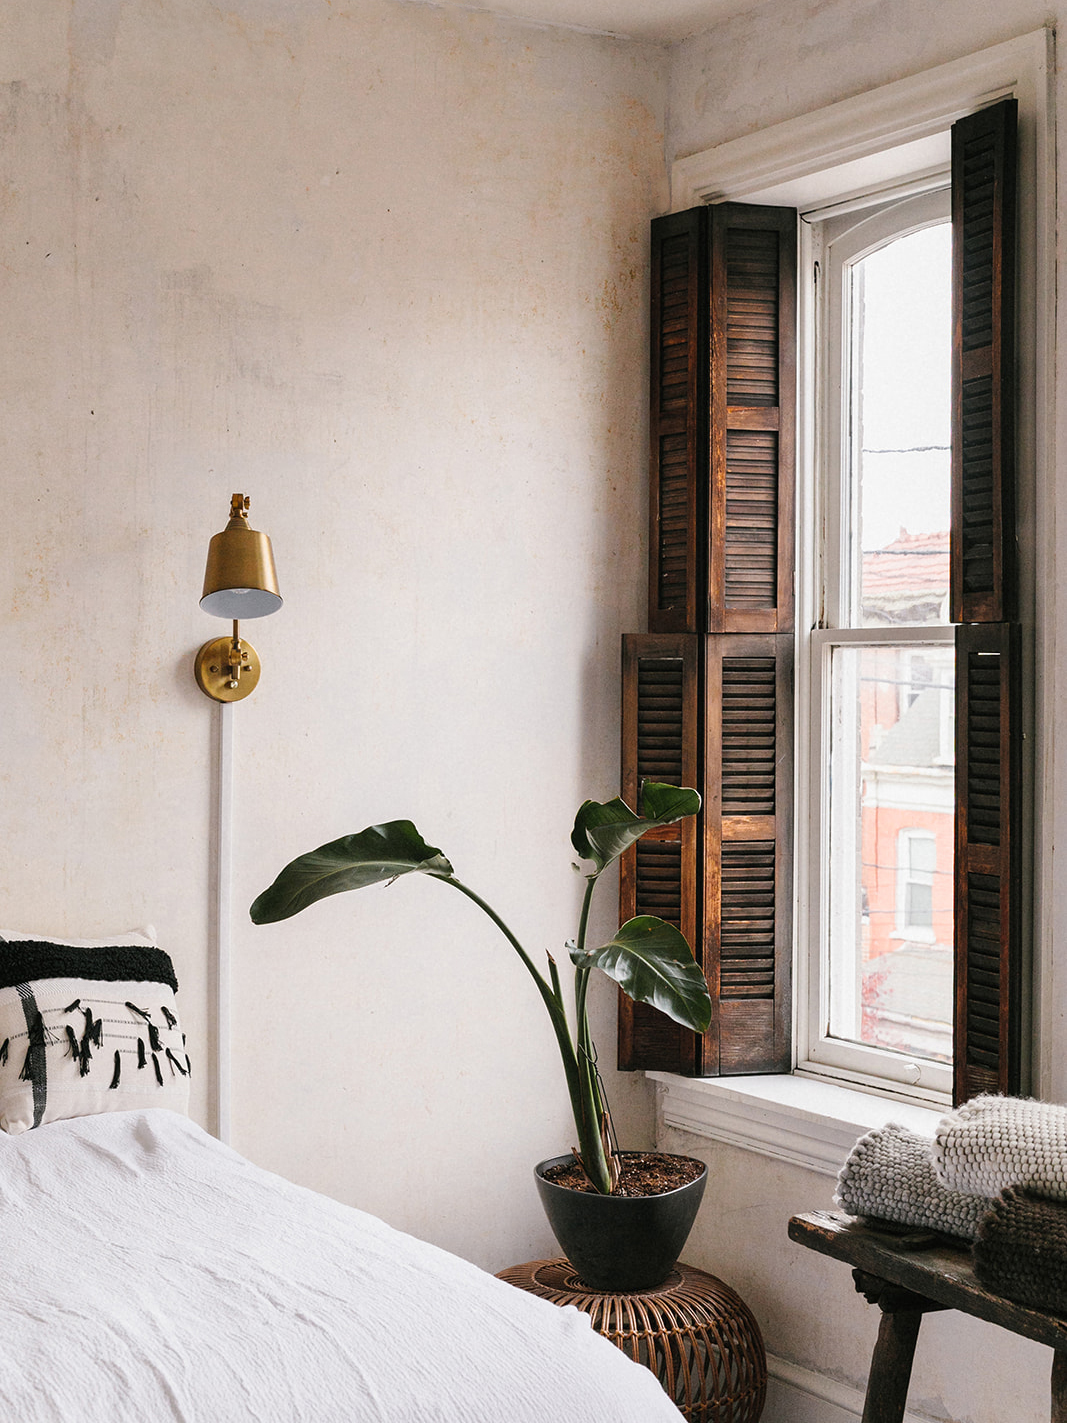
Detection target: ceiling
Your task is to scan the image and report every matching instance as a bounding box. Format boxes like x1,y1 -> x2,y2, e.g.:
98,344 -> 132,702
417,0 -> 771,44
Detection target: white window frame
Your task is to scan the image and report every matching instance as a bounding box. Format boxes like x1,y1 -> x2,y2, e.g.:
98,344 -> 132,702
808,186 -> 955,1097
670,29 -> 1054,1112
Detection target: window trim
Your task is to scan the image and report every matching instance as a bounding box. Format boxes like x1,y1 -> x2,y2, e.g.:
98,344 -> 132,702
667,29 -> 1054,1106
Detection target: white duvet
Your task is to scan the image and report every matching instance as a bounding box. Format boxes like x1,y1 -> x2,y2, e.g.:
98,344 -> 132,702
0,1110 -> 682,1421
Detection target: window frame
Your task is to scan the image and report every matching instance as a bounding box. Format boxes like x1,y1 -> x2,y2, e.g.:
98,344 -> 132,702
805,184 -> 957,1099
668,30 -> 1053,1107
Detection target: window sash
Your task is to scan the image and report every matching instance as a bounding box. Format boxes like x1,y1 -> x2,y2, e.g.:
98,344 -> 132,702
802,626 -> 954,1100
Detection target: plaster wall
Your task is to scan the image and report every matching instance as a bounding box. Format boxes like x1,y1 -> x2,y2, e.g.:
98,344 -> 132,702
664,2 -> 1065,1419
0,0 -> 669,1270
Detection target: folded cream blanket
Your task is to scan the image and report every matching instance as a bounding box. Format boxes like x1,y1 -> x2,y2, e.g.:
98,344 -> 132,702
835,1123 -> 992,1240
933,1095 -> 1067,1200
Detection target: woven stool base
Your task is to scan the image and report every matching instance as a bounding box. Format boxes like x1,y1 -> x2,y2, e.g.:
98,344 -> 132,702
497,1258 -> 766,1422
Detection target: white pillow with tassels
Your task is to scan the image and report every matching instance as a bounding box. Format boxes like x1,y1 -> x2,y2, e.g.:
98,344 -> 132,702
0,927 -> 190,1133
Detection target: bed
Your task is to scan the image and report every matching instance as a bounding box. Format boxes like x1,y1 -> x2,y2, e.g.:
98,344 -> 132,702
0,1108 -> 687,1420
0,929 -> 683,1421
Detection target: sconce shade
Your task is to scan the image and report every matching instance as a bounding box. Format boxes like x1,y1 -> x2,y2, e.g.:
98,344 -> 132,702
200,498 -> 282,619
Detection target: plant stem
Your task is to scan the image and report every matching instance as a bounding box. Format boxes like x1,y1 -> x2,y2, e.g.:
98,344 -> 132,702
446,875 -> 614,1195
572,873 -> 614,1194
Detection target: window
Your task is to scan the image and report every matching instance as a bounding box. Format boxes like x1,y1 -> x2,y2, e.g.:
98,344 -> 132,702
809,187 -> 956,1098
620,32 -> 1050,1110
897,830 -> 937,936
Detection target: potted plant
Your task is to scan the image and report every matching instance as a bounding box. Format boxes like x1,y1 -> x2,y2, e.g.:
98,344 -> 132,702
250,781 -> 710,1290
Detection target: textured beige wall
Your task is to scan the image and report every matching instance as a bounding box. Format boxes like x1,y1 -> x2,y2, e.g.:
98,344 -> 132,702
0,0 -> 668,1269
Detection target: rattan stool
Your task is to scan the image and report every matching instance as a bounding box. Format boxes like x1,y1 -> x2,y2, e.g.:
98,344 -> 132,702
497,1257 -> 766,1422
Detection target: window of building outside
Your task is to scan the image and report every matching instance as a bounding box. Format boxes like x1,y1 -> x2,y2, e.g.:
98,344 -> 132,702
810,186 -> 955,1099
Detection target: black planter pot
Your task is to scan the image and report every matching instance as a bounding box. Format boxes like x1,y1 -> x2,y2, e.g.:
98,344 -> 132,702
534,1152 -> 707,1292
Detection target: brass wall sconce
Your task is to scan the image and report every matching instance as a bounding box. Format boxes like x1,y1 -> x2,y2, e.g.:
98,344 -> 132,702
194,493 -> 282,702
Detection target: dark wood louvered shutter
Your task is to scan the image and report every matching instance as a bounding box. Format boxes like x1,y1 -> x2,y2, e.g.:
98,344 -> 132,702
950,99 -> 1018,625
950,98 -> 1022,1105
709,205 -> 797,635
704,635 -> 793,1073
953,623 -> 1022,1103
648,208 -> 709,634
622,202 -> 797,1078
618,634 -> 704,1073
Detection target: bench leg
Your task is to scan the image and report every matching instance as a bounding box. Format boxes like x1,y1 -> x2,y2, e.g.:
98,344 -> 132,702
861,1307 -> 924,1423
1052,1350 -> 1067,1423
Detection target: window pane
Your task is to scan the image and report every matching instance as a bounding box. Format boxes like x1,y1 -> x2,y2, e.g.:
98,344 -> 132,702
904,882 -> 933,928
850,224 -> 951,627
827,644 -> 954,1063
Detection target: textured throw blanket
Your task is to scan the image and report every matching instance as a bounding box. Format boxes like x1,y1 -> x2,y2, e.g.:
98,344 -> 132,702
933,1095 -> 1067,1200
973,1187 -> 1067,1313
835,1123 -> 992,1240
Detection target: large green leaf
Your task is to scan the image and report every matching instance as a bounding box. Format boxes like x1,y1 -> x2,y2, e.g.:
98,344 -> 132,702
569,915 -> 711,1033
570,782 -> 701,873
250,821 -> 454,924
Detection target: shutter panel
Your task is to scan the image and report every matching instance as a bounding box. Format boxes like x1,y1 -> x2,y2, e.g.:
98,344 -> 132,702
953,622 -> 1022,1104
618,634 -> 704,1073
950,98 -> 1018,624
950,99 -> 1023,1106
648,209 -> 709,634
709,205 -> 797,635
704,634 -> 793,1073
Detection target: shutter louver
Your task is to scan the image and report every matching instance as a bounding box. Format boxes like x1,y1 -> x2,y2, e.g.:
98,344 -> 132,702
649,210 -> 709,634
705,635 -> 793,1074
709,205 -> 796,636
618,634 -> 704,1073
954,622 -> 1021,1104
949,98 -> 1022,1106
950,99 -> 1017,624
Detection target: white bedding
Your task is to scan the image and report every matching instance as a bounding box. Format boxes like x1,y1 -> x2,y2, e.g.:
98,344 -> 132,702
0,1110 -> 682,1421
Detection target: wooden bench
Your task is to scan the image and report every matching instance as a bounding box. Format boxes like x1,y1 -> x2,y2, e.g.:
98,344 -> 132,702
789,1210 -> 1067,1423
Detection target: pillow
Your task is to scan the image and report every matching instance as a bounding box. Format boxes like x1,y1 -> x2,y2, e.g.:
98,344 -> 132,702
0,927 -> 190,1133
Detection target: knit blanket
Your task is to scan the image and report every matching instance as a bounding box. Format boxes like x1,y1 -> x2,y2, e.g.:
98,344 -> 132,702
973,1187 -> 1067,1313
933,1095 -> 1067,1201
835,1123 -> 992,1240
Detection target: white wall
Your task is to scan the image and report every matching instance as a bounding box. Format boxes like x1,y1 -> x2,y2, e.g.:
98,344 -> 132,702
665,2 -> 1066,1420
0,0 -> 669,1271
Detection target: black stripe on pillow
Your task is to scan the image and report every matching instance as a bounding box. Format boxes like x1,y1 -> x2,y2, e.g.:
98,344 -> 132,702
0,943 -> 179,994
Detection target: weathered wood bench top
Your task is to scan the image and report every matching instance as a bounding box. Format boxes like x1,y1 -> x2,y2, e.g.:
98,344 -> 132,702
789,1209 -> 1067,1423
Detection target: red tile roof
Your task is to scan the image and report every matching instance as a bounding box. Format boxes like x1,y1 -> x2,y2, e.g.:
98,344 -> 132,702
863,529 -> 949,595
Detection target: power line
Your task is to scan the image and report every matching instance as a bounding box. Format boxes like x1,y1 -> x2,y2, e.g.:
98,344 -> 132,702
863,444 -> 949,453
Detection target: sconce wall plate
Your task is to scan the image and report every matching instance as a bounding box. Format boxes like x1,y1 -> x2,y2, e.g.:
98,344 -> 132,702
194,634 -> 262,703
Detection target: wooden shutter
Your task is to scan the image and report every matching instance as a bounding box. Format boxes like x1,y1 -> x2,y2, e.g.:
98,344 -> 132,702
623,202 -> 798,1078
618,634 -> 703,1072
704,634 -> 793,1073
953,622 -> 1022,1103
648,209 -> 709,634
950,99 -> 1018,624
950,99 -> 1022,1105
709,205 -> 797,635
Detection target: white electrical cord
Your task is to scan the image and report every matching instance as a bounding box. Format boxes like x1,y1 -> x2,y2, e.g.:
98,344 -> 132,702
214,701 -> 234,1144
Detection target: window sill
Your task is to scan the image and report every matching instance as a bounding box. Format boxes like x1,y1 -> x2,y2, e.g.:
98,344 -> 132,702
647,1071 -> 943,1178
